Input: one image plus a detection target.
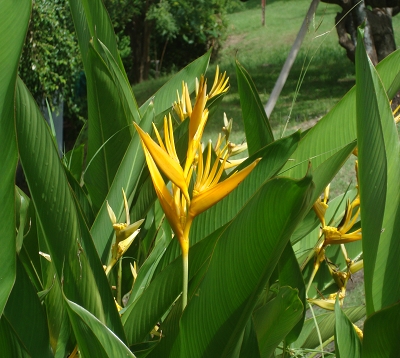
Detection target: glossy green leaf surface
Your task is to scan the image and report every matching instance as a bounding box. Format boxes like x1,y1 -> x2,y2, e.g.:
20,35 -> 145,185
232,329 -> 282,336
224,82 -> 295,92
362,302 -> 400,358
236,59 -> 274,154
180,175 -> 314,357
65,298 -> 135,358
253,287 -> 303,358
278,244 -> 306,344
84,43 -> 133,213
292,305 -> 365,349
355,30 -> 400,315
68,0 -> 124,74
15,78 -> 125,341
190,132 -> 301,245
90,103 -> 153,262
335,298 -> 362,358
3,258 -> 52,358
0,0 -> 31,315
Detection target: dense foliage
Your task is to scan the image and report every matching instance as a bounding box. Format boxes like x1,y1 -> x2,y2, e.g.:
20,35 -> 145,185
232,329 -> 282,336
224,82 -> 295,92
2,0 -> 400,357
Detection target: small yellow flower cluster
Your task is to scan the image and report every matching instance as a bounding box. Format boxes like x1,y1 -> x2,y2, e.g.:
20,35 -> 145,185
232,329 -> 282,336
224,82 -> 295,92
307,161 -> 363,313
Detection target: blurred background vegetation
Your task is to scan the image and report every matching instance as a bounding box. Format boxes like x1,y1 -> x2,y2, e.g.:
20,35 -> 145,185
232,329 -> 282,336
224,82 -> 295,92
18,0 -> 400,151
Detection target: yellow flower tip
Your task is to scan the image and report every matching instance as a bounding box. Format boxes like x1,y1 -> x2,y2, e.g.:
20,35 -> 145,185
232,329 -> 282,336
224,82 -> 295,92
39,251 -> 52,262
313,200 -> 328,227
323,226 -> 362,246
130,262 -> 138,281
107,201 -> 117,225
134,121 -> 189,201
349,259 -> 363,274
353,323 -> 364,340
114,298 -> 123,312
223,157 -> 248,170
189,158 -> 260,217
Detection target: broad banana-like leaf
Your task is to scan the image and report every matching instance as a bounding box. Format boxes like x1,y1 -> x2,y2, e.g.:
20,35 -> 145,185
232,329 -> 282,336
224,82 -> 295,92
0,317 -> 30,358
355,29 -> 400,315
64,144 -> 85,183
281,48 -> 400,180
90,103 -> 153,262
190,132 -> 301,245
83,42 -> 134,213
0,0 -> 31,315
3,257 -> 53,358
236,59 -> 274,153
65,298 -> 136,358
334,298 -> 362,358
253,287 -> 303,358
126,204 -> 173,306
38,226 -> 73,356
278,244 -> 306,344
362,302 -> 400,358
238,318 -> 261,358
68,0 -> 125,75
292,305 -> 365,349
122,226 -> 225,345
15,78 -> 126,341
179,175 -> 314,357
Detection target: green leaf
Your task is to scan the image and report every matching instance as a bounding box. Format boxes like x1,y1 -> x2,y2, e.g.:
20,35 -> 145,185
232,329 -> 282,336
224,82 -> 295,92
236,59 -> 274,154
68,0 -> 125,75
15,78 -> 125,341
334,297 -> 362,358
362,302 -> 400,357
190,132 -> 301,245
3,257 -> 52,358
280,48 -> 400,180
90,103 -> 154,263
122,226 -> 224,345
292,305 -> 365,349
253,287 -> 303,358
84,42 -> 133,213
65,298 -> 135,358
0,317 -> 30,358
180,175 -> 314,357
0,0 -> 31,315
38,227 -> 74,356
239,318 -> 261,358
64,144 -> 85,183
15,187 -> 30,253
355,29 -> 400,315
278,244 -> 306,344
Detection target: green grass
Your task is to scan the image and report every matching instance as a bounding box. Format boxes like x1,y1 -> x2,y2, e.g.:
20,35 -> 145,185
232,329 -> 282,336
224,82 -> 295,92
132,0 -> 400,186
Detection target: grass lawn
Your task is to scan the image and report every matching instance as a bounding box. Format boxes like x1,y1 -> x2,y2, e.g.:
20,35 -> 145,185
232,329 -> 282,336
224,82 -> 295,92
132,0 -> 400,196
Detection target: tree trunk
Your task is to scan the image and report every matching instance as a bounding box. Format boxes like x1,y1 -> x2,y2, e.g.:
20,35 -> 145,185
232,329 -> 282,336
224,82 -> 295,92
326,0 -> 398,64
126,0 -> 153,84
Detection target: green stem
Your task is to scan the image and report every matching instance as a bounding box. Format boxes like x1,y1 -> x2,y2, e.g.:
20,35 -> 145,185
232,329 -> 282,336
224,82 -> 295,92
182,249 -> 189,311
309,303 -> 324,358
117,258 -> 122,305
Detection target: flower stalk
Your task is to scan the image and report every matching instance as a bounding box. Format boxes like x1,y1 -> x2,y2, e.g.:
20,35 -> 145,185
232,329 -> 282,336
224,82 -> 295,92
134,69 -> 259,311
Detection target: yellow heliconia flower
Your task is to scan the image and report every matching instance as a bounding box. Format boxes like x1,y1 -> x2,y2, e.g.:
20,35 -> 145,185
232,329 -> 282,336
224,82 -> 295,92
313,184 -> 330,228
134,69 -> 258,309
322,196 -> 361,246
105,189 -> 143,275
308,288 -> 346,311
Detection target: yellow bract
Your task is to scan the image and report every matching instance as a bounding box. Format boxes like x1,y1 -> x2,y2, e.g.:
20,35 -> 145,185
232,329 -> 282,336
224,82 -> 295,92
105,189 -> 143,275
134,68 -> 258,256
